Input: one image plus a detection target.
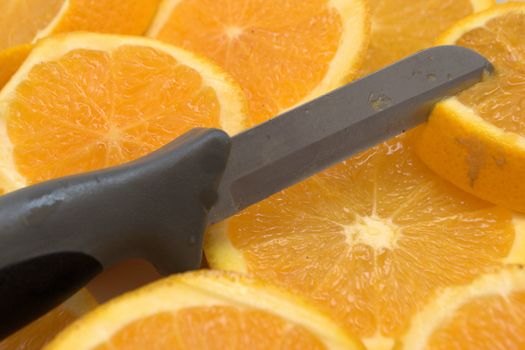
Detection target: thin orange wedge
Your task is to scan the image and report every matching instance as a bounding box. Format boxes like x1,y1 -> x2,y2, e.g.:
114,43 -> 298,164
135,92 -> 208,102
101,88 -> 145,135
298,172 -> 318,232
0,32 -> 247,192
44,271 -> 364,350
147,0 -> 370,125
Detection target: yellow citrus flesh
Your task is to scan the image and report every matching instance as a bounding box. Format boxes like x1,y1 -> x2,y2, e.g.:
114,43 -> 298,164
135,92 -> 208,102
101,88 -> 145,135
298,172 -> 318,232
416,3 -> 525,213
0,0 -> 161,88
46,0 -> 160,36
44,271 -> 364,350
147,0 -> 369,125
0,44 -> 32,89
92,308 -> 328,350
205,132 -> 525,347
402,267 -> 525,350
358,0 -> 493,77
454,9 -> 525,135
0,290 -> 96,350
0,33 -> 247,190
0,0 -> 64,50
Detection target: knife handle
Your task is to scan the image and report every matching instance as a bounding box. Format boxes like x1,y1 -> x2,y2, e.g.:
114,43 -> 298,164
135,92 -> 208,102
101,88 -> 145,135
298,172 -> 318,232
0,128 -> 231,338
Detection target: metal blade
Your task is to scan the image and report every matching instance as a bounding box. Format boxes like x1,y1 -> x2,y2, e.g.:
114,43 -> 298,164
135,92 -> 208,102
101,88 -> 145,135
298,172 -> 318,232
208,45 -> 491,224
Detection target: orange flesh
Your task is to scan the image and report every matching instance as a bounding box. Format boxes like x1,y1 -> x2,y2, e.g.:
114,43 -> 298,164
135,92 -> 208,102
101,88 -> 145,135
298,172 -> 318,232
0,306 -> 76,349
0,0 -> 64,50
359,0 -> 474,77
455,12 -> 525,136
93,306 -> 326,350
427,291 -> 525,349
0,44 -> 32,88
0,0 -> 161,90
219,134 -> 515,338
6,46 -> 221,184
51,0 -> 161,35
153,0 -> 343,125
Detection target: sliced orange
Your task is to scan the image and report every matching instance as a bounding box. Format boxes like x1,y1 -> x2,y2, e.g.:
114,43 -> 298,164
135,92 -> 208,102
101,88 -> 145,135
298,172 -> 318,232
205,132 -> 525,349
0,290 -> 96,350
358,0 -> 493,77
44,271 -> 364,350
416,3 -> 525,213
0,44 -> 33,90
147,0 -> 370,125
401,266 -> 525,350
0,32 -> 247,192
0,0 -> 162,88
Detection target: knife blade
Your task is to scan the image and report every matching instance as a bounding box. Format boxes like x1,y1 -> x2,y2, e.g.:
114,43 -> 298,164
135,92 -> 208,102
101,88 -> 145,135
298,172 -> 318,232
208,45 -> 492,223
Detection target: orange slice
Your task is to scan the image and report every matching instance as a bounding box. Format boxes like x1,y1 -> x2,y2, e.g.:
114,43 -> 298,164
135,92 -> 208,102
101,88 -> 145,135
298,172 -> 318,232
401,266 -> 525,350
147,0 -> 370,125
0,32 -> 247,192
205,132 -> 525,349
358,0 -> 493,77
0,290 -> 96,350
0,0 -> 161,88
0,44 -> 33,91
416,2 -> 525,213
44,271 -> 364,350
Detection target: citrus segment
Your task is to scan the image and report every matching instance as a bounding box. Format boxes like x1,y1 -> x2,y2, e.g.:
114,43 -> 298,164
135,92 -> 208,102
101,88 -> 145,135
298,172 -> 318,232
357,0 -> 493,77
0,0 -> 64,50
0,290 -> 96,350
0,44 -> 32,88
147,0 -> 369,125
0,33 -> 247,190
39,1 -> 160,37
454,10 -> 525,135
416,3 -> 525,213
205,132 -> 524,345
92,308 -> 328,350
402,266 -> 525,350
0,0 -> 161,88
44,271 -> 364,350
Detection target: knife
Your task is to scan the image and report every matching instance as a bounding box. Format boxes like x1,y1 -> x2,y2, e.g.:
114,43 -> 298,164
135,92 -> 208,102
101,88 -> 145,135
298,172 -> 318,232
0,45 -> 491,337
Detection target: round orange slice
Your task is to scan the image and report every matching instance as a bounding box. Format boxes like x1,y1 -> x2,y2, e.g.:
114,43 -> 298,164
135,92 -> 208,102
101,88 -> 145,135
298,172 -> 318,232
0,32 -> 247,192
205,132 -> 525,349
401,266 -> 525,349
44,271 -> 364,350
147,0 -> 370,125
0,0 -> 161,88
416,3 -> 525,213
358,0 -> 493,77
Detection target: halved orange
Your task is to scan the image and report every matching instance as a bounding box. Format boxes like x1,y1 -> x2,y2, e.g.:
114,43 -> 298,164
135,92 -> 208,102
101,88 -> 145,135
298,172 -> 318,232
205,132 -> 525,349
147,0 -> 370,125
44,271 -> 364,350
416,2 -> 525,213
0,32 -> 247,192
402,266 -> 525,350
0,0 -> 161,88
358,0 -> 493,77
0,290 -> 96,350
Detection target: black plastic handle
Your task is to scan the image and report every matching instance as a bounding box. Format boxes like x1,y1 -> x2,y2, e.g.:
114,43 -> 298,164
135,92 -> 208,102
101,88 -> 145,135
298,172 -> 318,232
0,128 -> 231,338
